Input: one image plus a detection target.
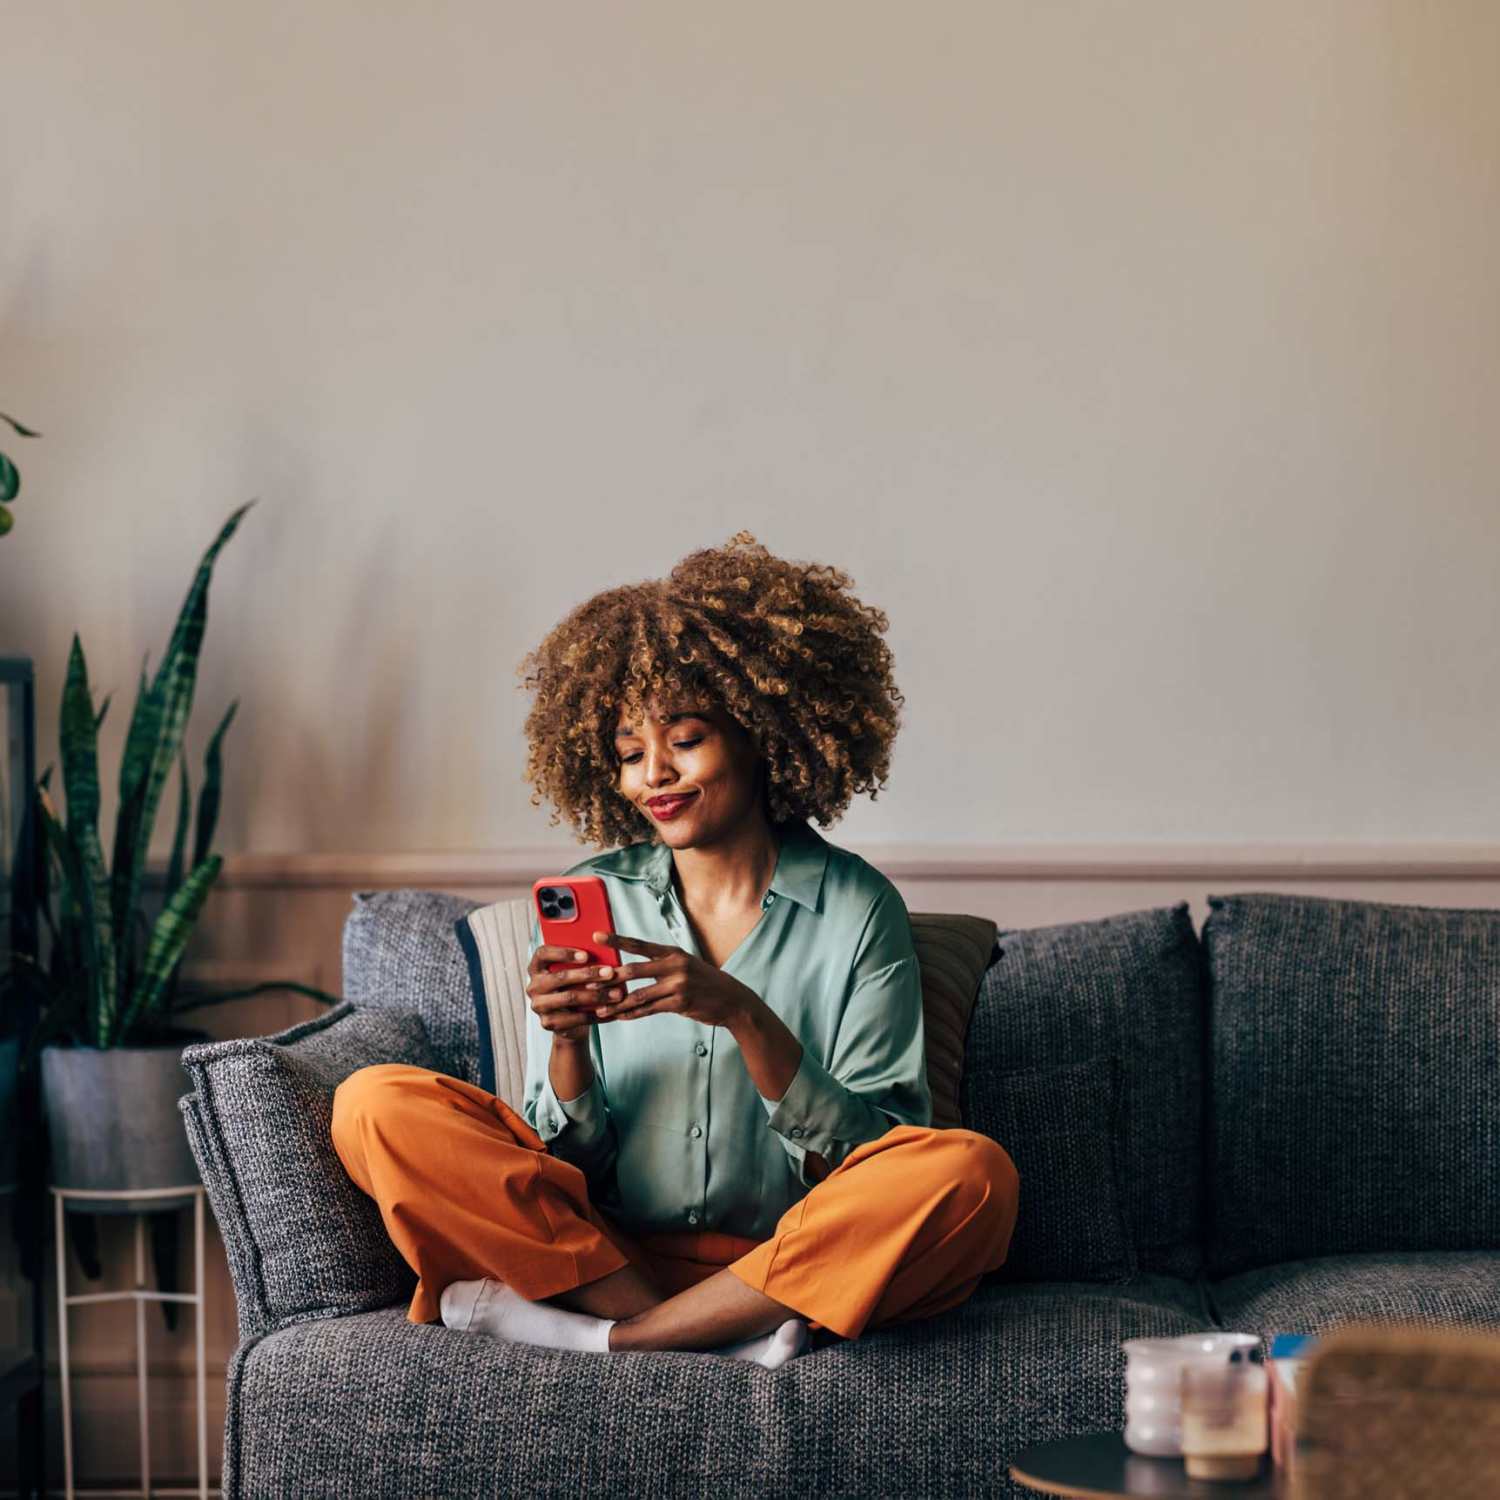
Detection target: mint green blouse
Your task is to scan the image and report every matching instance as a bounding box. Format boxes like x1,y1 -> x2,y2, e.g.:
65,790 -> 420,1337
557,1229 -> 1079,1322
521,818 -> 931,1241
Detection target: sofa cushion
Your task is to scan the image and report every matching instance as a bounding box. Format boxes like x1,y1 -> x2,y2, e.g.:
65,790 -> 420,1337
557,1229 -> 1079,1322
342,888 -> 482,1082
179,1002 -> 432,1339
224,1276 -> 1210,1500
907,912 -> 999,1128
961,902 -> 1205,1280
1209,1251 -> 1500,1342
454,892 -> 998,1127
453,897 -> 532,1109
1202,891 -> 1500,1276
963,1055 -> 1134,1283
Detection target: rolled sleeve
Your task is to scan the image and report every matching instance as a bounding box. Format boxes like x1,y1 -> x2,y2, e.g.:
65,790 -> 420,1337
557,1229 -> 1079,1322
761,884 -> 932,1182
761,1042 -> 897,1162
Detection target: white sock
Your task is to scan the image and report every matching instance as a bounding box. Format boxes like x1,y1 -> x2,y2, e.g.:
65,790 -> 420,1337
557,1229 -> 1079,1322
718,1317 -> 811,1369
441,1279 -> 811,1368
440,1277 -> 615,1354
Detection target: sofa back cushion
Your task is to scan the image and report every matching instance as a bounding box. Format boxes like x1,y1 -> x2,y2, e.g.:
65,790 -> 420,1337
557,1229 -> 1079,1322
1203,891 -> 1500,1277
962,901 -> 1206,1282
342,889 -> 483,1081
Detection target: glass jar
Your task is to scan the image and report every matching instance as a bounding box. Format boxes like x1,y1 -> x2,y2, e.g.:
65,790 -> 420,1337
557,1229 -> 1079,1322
1179,1336 -> 1268,1480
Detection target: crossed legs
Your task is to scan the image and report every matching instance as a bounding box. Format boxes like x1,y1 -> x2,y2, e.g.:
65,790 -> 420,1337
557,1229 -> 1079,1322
331,1063 -> 1020,1353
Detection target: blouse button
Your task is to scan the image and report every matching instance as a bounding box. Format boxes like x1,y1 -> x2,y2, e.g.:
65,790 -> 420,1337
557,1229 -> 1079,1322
694,1041 -> 708,1057
789,1126 -> 804,1139
689,1123 -> 703,1138
687,1210 -> 700,1225
762,893 -> 774,908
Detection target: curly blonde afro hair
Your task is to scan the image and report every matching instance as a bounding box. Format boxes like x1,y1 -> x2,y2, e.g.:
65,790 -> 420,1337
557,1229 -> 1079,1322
517,530 -> 905,849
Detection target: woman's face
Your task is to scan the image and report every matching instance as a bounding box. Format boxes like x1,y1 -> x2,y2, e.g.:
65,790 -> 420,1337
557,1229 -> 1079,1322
614,699 -> 765,843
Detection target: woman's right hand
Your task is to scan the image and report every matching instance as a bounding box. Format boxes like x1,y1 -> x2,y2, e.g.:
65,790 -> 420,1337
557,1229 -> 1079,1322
526,946 -> 627,1044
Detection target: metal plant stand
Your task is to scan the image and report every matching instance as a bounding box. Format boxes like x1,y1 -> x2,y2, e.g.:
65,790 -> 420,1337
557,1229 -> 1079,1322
52,1185 -> 208,1500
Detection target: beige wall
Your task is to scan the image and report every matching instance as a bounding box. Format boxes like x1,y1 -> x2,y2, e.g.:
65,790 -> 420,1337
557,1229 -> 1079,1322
4,1 -> 1499,854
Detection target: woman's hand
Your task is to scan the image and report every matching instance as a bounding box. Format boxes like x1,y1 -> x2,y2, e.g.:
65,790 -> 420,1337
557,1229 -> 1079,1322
526,944 -> 627,1044
586,929 -> 763,1030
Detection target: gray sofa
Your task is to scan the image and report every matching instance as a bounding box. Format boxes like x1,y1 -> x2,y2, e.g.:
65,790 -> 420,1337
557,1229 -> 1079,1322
178,886 -> 1500,1498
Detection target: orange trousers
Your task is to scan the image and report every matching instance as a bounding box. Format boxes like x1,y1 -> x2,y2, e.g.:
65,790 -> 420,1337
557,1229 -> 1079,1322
331,1063 -> 1020,1342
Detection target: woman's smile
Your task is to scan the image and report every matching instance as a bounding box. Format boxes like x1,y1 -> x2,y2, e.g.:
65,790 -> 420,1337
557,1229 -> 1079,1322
646,791 -> 699,820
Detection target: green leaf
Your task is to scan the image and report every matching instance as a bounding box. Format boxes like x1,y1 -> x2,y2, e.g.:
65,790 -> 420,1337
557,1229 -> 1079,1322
193,699 -> 237,868
58,637 -> 118,1044
94,691 -> 112,735
0,412 -> 42,438
37,796 -> 107,1047
0,502 -> 12,535
110,653 -> 159,953
160,747 -> 192,1017
0,456 -> 16,505
165,748 -> 190,902
110,501 -> 254,1007
114,854 -> 222,1041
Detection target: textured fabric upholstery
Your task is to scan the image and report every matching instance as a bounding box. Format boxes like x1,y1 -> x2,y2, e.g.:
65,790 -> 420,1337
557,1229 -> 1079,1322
341,888 -> 483,1083
1209,1252 -> 1500,1344
179,1002 -> 432,1339
965,1053 -> 1134,1284
1202,891 -> 1500,1276
223,1276 -> 1211,1499
962,902 -> 1205,1280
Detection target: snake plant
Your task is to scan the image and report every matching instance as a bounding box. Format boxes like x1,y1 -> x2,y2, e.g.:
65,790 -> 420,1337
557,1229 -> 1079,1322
3,499 -> 341,1057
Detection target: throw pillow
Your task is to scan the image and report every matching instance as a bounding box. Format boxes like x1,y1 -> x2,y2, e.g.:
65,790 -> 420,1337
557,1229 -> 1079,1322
908,912 -> 999,1128
454,898 -> 532,1109
179,1001 -> 433,1339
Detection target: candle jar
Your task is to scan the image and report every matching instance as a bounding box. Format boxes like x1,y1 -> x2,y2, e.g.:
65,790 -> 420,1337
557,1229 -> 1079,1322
1179,1337 -> 1268,1481
1123,1336 -> 1196,1456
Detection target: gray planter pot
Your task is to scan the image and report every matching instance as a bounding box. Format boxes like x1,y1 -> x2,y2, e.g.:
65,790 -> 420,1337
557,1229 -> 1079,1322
0,1033 -> 18,1189
40,1038 -> 204,1214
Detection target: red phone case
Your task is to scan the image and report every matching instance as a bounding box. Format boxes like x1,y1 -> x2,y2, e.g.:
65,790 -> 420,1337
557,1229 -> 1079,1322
532,875 -> 622,975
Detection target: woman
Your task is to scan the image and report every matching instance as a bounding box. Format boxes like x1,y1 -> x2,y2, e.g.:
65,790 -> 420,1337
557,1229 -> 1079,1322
332,531 -> 1019,1367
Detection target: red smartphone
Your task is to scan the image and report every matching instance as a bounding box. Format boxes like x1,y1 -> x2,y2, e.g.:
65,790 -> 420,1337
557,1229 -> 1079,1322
532,875 -> 622,976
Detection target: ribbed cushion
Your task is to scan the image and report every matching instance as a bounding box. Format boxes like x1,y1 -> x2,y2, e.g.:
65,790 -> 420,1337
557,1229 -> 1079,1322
452,895 -> 998,1130
962,902 -> 1205,1280
964,1054 -> 1134,1282
908,912 -> 998,1128
341,889 -> 483,1082
178,1002 -> 432,1339
453,899 -> 531,1109
1203,892 -> 1500,1277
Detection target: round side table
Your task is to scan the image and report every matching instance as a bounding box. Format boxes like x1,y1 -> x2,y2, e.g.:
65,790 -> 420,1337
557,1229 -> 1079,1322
52,1184 -> 209,1500
1010,1431 -> 1285,1498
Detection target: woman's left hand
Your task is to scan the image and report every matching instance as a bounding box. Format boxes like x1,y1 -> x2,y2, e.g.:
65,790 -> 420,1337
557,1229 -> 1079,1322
587,929 -> 762,1030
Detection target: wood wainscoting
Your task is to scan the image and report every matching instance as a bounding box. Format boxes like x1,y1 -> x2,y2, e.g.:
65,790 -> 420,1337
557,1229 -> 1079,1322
3,840 -> 1498,1493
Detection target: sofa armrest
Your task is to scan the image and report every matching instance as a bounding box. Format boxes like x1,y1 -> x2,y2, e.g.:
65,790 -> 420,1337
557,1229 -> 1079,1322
179,1001 -> 434,1339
